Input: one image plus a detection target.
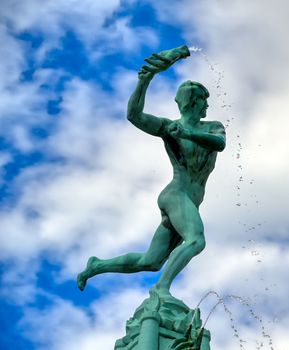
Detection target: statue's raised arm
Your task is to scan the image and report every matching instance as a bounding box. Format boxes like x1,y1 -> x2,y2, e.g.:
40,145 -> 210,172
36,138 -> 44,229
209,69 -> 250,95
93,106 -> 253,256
127,45 -> 190,137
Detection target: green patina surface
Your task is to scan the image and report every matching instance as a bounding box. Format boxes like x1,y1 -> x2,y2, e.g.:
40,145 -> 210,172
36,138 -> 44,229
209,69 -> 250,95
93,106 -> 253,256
77,45 -> 226,349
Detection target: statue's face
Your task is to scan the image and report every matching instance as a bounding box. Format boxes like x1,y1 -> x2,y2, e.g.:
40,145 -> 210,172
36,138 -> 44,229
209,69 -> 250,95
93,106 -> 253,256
192,89 -> 209,119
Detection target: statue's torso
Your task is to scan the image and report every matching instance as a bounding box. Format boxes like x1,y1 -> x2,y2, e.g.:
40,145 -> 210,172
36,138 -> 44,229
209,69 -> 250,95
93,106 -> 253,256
160,121 -> 218,207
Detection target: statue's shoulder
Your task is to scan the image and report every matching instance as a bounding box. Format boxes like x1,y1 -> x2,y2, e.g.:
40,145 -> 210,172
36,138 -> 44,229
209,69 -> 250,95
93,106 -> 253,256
204,120 -> 224,127
212,120 -> 225,127
201,120 -> 225,132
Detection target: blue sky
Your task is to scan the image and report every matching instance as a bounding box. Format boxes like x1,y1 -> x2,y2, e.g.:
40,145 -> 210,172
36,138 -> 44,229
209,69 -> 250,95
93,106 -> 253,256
0,1 -> 289,349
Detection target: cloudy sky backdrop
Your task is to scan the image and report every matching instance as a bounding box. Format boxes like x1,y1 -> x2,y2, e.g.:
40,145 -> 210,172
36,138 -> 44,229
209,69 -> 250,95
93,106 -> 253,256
0,0 -> 288,349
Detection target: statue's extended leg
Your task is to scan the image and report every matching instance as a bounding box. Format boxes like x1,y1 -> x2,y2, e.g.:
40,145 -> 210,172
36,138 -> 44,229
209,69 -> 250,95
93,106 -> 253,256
154,193 -> 205,294
77,221 -> 181,291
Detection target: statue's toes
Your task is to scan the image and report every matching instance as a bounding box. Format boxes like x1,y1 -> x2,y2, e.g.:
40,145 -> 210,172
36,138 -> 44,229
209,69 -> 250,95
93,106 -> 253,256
77,273 -> 86,291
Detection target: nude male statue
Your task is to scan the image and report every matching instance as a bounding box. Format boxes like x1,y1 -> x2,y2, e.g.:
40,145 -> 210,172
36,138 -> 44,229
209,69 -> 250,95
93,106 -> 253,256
77,47 -> 226,296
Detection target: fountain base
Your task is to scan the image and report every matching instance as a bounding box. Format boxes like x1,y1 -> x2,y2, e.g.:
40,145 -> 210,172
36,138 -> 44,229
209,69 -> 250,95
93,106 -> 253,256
114,291 -> 211,350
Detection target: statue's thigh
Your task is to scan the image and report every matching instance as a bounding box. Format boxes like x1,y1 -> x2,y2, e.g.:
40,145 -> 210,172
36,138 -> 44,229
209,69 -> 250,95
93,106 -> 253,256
165,194 -> 204,243
145,224 -> 181,262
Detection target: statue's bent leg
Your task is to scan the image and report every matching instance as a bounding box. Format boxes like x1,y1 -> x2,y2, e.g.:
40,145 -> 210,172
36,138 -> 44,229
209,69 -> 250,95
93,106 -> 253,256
155,193 -> 205,293
77,221 -> 181,291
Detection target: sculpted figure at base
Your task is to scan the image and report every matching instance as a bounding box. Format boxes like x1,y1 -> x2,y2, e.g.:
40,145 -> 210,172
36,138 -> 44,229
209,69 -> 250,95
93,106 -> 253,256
77,45 -> 226,297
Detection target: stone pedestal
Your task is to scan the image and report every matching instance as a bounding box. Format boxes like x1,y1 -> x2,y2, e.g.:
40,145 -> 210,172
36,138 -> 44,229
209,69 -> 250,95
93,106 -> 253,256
114,291 -> 211,350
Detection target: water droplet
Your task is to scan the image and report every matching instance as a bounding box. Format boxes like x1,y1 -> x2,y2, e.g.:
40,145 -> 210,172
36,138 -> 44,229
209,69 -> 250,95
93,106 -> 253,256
188,46 -> 203,52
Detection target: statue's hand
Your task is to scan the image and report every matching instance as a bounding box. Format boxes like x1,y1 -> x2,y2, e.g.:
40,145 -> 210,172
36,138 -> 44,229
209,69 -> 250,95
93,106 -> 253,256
141,53 -> 172,74
139,51 -> 177,75
138,67 -> 154,81
141,46 -> 190,74
167,121 -> 187,139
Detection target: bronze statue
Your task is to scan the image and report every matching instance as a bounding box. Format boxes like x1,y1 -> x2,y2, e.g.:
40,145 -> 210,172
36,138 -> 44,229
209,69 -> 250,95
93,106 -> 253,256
77,45 -> 226,298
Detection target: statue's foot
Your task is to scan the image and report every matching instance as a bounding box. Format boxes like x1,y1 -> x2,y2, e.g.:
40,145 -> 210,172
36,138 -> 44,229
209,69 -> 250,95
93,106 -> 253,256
150,284 -> 172,299
77,272 -> 87,291
77,256 -> 101,291
150,284 -> 189,311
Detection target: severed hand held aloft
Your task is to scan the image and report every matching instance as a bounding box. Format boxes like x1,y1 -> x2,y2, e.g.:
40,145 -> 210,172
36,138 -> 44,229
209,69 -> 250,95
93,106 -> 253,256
138,45 -> 190,79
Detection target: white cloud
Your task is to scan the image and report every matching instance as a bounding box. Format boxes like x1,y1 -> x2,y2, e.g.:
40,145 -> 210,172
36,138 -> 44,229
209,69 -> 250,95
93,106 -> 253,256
0,23 -> 26,88
1,0 -> 158,61
1,0 -> 121,37
0,0 -> 158,148
19,288 -> 147,350
150,0 -> 289,113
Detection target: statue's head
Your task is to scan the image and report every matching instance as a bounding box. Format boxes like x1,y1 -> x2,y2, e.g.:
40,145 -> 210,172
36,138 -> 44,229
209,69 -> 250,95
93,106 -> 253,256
175,81 -> 209,118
